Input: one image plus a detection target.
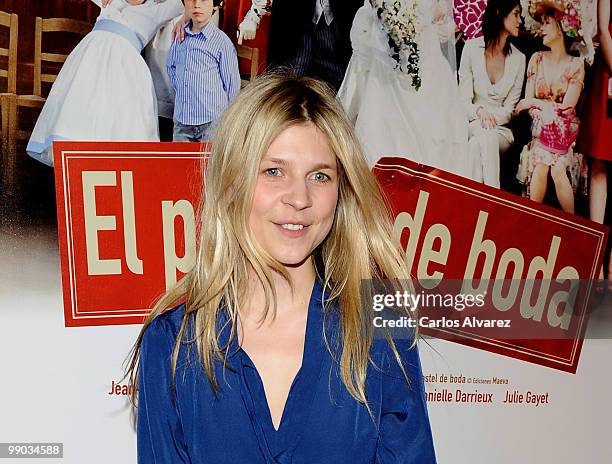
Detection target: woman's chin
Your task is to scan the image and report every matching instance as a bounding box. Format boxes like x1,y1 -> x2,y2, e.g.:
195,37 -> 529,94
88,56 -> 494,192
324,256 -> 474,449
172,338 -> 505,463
269,250 -> 313,269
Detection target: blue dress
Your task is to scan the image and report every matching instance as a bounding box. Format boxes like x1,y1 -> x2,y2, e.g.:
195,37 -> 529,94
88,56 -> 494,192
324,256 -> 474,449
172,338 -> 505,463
137,280 -> 437,463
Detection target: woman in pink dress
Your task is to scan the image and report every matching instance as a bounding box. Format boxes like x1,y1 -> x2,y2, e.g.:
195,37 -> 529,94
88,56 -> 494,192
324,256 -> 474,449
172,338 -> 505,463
515,0 -> 586,214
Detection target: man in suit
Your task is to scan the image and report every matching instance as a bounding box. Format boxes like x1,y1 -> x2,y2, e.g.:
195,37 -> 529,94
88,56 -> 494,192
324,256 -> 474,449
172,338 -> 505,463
239,0 -> 362,91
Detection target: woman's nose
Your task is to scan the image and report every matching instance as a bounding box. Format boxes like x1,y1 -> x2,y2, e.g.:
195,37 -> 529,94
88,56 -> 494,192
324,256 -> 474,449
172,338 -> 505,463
281,179 -> 312,210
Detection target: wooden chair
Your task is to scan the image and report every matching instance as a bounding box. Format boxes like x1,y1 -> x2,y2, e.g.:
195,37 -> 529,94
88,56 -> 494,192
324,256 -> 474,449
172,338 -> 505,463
0,11 -> 18,190
236,44 -> 259,88
3,16 -> 90,188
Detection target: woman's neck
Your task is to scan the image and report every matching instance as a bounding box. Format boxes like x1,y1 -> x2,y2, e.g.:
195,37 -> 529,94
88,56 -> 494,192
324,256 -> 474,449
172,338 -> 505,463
487,32 -> 509,56
547,39 -> 569,62
242,259 -> 316,322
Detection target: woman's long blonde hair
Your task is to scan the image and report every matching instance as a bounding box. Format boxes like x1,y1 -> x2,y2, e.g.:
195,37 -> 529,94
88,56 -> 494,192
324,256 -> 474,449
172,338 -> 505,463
126,72 -> 411,409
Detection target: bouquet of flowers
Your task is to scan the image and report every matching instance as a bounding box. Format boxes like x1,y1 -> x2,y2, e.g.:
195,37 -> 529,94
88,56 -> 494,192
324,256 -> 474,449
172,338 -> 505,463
371,0 -> 422,90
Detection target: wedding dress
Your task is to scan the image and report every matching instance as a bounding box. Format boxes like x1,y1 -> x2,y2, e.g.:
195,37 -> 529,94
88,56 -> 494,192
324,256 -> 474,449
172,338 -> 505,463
338,0 -> 473,179
27,0 -> 183,166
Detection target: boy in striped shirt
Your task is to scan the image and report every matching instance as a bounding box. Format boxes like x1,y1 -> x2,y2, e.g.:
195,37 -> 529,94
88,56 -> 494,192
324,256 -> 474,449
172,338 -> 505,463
167,0 -> 240,142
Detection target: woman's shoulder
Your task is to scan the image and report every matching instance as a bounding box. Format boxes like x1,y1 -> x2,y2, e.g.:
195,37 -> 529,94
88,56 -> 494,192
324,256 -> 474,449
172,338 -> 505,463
142,304 -> 187,346
509,43 -> 526,60
507,44 -> 526,73
370,337 -> 421,379
570,55 -> 585,70
528,51 -> 545,67
138,305 -> 190,381
464,37 -> 485,52
369,338 -> 427,415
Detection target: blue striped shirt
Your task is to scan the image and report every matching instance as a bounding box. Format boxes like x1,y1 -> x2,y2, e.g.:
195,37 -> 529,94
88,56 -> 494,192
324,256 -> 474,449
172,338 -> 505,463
167,21 -> 240,125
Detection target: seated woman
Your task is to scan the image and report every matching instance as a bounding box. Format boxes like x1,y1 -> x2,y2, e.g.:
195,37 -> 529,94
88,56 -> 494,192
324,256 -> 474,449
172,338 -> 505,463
128,73 -> 436,463
459,0 -> 526,188
515,0 -> 586,214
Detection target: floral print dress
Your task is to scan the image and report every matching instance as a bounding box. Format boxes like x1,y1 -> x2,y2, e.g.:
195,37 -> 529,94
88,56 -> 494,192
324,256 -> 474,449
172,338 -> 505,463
517,51 -> 587,195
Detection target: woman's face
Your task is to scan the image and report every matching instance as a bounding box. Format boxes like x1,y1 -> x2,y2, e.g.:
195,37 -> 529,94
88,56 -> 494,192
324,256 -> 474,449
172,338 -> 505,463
541,14 -> 562,46
503,5 -> 522,37
248,123 -> 339,269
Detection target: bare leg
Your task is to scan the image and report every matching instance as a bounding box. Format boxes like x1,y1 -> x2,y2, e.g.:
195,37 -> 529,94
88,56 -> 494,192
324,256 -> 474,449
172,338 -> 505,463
590,159 -> 607,222
550,163 -> 575,214
530,163 -> 549,203
590,159 -> 608,281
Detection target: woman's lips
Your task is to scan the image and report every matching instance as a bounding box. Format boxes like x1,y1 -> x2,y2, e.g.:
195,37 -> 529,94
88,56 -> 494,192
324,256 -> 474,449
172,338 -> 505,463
274,223 -> 309,238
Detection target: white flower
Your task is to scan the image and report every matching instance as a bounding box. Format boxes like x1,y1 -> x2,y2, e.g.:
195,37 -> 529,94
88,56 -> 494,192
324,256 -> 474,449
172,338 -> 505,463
375,0 -> 422,90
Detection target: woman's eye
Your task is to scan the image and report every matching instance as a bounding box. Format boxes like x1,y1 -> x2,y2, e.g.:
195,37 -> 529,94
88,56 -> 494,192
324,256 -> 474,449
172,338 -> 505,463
265,167 -> 281,176
312,172 -> 331,182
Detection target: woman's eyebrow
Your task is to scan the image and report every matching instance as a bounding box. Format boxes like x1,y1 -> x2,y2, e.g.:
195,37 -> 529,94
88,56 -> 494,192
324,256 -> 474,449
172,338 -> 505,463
261,158 -> 336,171
261,157 -> 288,166
310,163 -> 337,171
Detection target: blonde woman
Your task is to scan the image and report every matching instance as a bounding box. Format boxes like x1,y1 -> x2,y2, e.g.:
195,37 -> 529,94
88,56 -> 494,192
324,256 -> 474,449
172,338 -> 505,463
127,73 -> 436,463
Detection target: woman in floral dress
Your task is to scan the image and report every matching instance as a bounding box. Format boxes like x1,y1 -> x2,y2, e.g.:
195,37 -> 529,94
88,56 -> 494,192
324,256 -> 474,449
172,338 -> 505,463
516,1 -> 585,214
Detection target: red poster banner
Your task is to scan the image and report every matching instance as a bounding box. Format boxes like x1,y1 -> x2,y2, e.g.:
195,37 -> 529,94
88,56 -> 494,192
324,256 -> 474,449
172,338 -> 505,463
53,144 -> 608,372
54,141 -> 207,327
374,157 -> 608,373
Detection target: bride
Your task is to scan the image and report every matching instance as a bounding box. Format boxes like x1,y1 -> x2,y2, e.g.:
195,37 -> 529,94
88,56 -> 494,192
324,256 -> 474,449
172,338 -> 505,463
338,0 -> 473,179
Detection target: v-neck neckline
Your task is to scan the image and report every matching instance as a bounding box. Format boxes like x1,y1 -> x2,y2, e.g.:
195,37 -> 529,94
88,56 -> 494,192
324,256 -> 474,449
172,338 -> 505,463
239,343 -> 303,434
540,52 -> 573,94
236,280 -> 327,460
483,47 -> 509,88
